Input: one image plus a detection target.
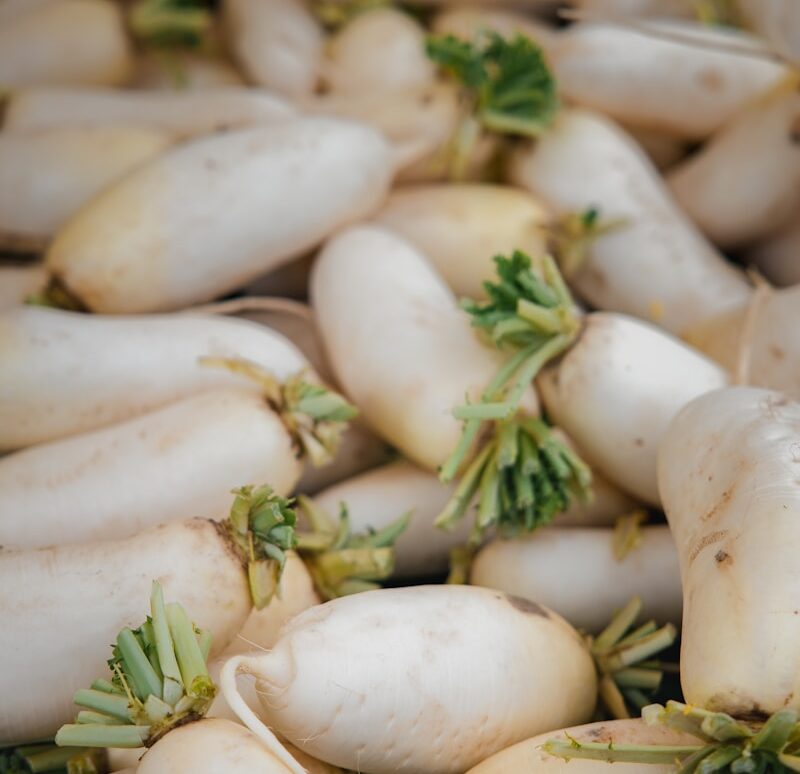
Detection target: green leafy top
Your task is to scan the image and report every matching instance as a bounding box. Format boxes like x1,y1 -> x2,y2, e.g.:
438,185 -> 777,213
129,0 -> 214,50
426,32 -> 559,138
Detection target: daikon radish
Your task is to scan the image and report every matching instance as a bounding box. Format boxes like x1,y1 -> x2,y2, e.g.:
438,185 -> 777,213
432,6 -> 556,49
549,22 -> 787,140
471,525 -> 682,631
131,52 -> 245,90
2,88 -> 294,139
0,127 -> 171,252
324,8 -> 435,95
538,313 -> 729,504
372,183 -> 550,299
45,117 -> 393,313
0,380 -> 355,550
668,85 -> 800,248
222,0 -> 323,97
0,0 -> 133,88
748,218 -> 800,287
0,306 -> 308,449
509,108 -> 752,334
0,265 -> 47,311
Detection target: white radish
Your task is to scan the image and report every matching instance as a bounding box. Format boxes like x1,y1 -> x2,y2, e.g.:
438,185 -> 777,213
372,183 -> 550,299
667,85 -> 800,248
2,88 -> 294,139
748,218 -> 800,287
221,585 -> 597,773
549,22 -> 788,140
222,0 -> 323,97
0,0 -> 133,88
131,52 -> 245,90
658,386 -> 800,716
324,8 -> 435,96
0,127 -> 171,252
509,108 -> 752,334
0,306 -> 307,450
0,265 -> 47,310
538,312 -> 729,504
46,117 -> 393,313
471,525 -> 682,631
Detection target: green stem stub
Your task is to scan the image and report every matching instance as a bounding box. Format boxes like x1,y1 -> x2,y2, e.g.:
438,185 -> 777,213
548,207 -> 628,280
55,583 -> 215,751
129,0 -> 213,50
198,358 -> 358,468
226,485 -> 298,610
0,744 -> 107,773
295,496 -> 409,600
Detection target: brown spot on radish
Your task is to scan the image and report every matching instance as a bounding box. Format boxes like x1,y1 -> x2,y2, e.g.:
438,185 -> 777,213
770,344 -> 786,360
700,488 -> 732,522
714,550 -> 732,566
689,530 -> 728,564
505,593 -> 549,618
696,68 -> 724,92
634,438 -> 644,447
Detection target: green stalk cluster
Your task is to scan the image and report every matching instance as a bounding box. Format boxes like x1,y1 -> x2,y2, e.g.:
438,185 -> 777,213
0,744 -> 105,774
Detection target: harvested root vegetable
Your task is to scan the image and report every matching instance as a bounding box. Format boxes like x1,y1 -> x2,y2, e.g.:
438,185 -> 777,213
44,118 -> 393,313
0,127 -> 171,252
0,0 -> 133,88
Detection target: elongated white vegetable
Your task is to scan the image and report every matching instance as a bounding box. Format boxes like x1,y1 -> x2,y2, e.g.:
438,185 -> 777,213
373,183 -> 550,299
472,526 -> 681,631
221,585 -> 597,773
0,306 -> 307,449
468,718 -> 697,773
667,86 -> 800,248
748,218 -> 800,287
0,0 -> 132,88
509,108 -> 752,334
222,0 -> 323,97
538,313 -> 729,504
131,52 -> 245,90
549,22 -> 788,140
0,265 -> 47,311
659,387 -> 800,716
0,127 -> 171,252
324,8 -> 435,96
46,117 -> 393,313
3,88 -> 294,139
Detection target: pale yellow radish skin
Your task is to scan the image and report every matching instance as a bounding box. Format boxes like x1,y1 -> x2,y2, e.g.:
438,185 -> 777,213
668,86 -> 800,249
0,127 -> 171,251
311,225 -> 538,473
372,184 -> 550,299
748,219 -> 800,287
467,718 -> 698,773
0,389 -> 299,550
0,265 -> 47,310
324,8 -> 435,96
3,88 -> 294,139
0,519 -> 251,744
549,22 -> 788,140
0,307 -> 308,450
46,118 -> 393,313
222,0 -> 322,97
131,52 -> 245,90
222,586 -> 596,774
659,387 -> 800,716
472,526 -> 682,631
538,313 -> 729,504
0,0 -> 132,88
509,109 -> 752,335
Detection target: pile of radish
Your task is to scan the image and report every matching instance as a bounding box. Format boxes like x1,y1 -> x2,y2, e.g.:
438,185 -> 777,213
2,0 -> 800,772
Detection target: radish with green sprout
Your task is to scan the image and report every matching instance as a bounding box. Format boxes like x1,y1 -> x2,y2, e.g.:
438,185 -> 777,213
471,524 -> 682,631
667,85 -> 800,249
43,117 -> 393,313
0,265 -> 47,311
548,22 -> 788,141
0,374 -> 356,550
0,127 -> 171,252
223,0 -> 323,97
508,108 -> 752,335
221,586 -> 674,772
323,8 -> 435,95
372,183 -> 550,299
0,0 -> 133,88
3,88 -> 294,139
748,219 -> 800,287
0,306 -> 312,449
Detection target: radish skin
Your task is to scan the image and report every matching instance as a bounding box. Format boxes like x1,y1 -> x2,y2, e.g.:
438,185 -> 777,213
222,585 -> 596,773
471,526 -> 682,631
538,313 -> 729,504
0,266 -> 47,311
0,0 -> 133,88
0,306 -> 307,450
372,184 -> 550,299
46,118 -> 393,313
509,109 -> 752,334
0,519 -> 251,744
3,88 -> 294,139
748,219 -> 800,287
659,387 -> 800,716
0,127 -> 171,252
0,389 -> 299,550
